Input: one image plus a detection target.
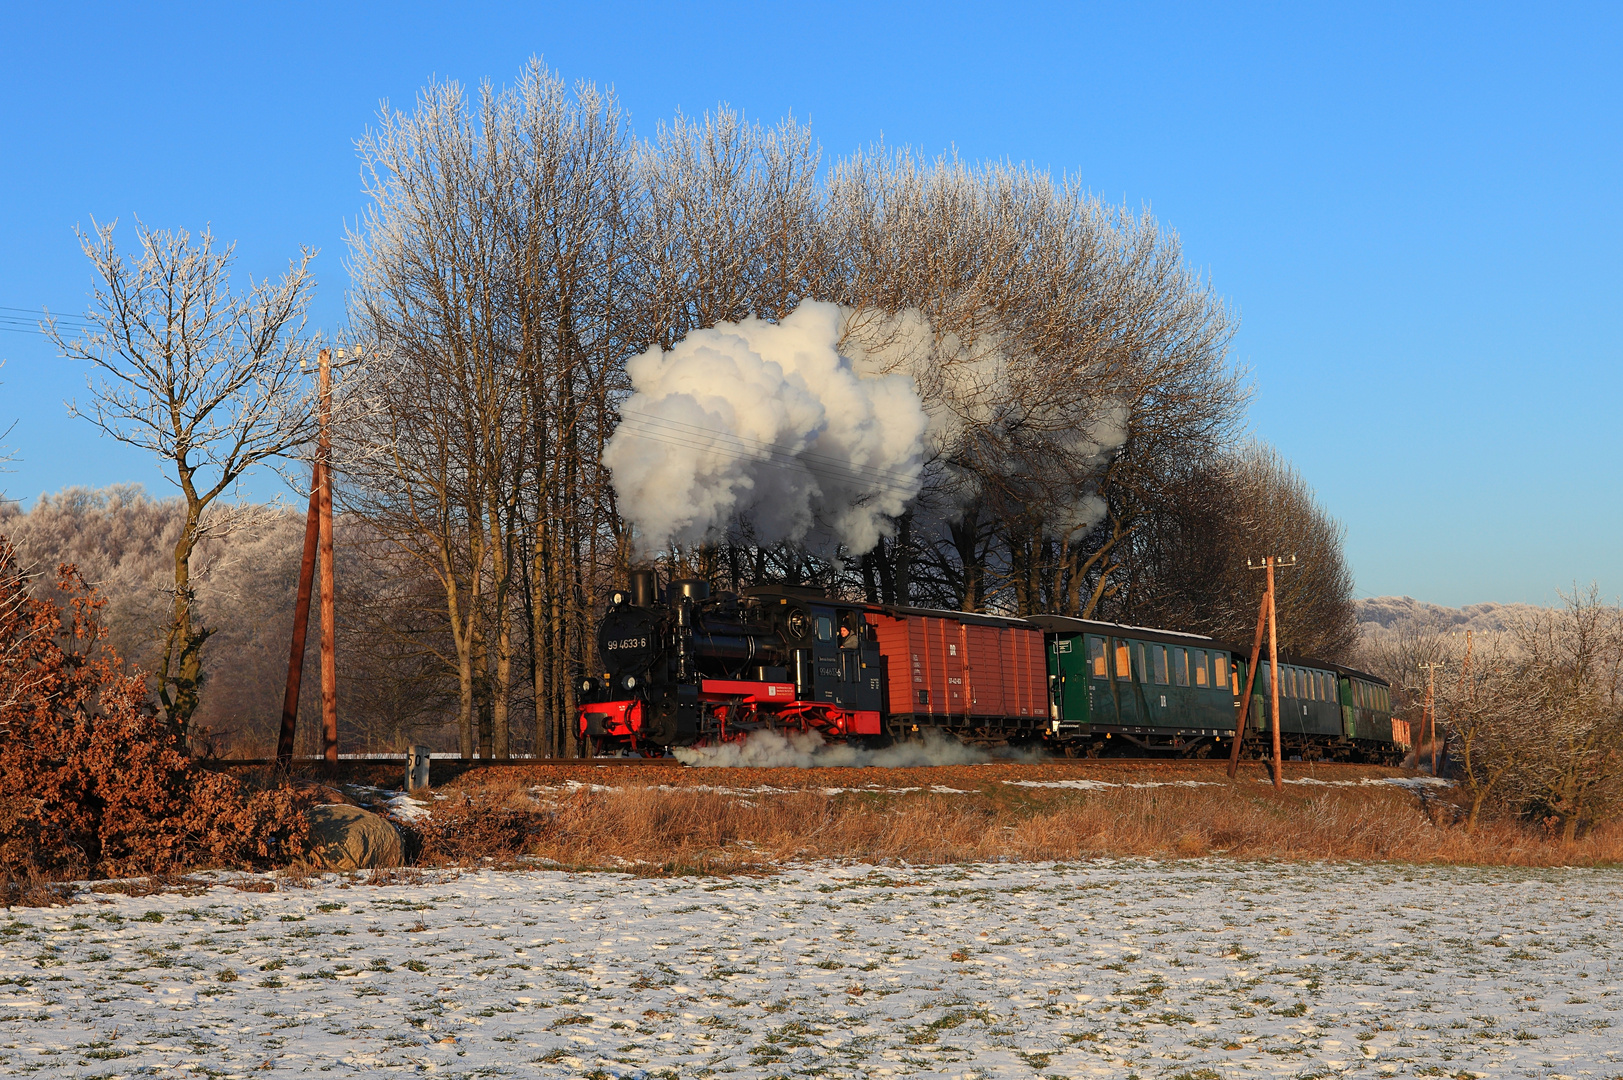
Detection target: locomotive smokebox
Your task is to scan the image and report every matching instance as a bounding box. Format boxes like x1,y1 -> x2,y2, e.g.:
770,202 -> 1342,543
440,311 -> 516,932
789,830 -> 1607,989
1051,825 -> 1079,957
627,568 -> 658,608
669,578 -> 711,604
598,605 -> 658,679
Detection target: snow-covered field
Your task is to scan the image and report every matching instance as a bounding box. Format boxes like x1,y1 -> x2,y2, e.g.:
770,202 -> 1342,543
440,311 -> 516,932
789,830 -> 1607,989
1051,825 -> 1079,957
2,860 -> 1620,1078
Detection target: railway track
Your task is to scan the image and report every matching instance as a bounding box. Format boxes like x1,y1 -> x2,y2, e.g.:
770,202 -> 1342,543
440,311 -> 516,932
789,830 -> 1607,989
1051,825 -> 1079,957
208,754 -> 1404,771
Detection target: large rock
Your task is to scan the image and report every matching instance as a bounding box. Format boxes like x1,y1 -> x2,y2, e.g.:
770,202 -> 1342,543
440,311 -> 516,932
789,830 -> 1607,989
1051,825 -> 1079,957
305,803 -> 404,870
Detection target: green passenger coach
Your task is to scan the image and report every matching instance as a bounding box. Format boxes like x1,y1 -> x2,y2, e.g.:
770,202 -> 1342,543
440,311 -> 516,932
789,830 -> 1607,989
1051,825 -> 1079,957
1235,656 -> 1402,763
1030,616 -> 1242,757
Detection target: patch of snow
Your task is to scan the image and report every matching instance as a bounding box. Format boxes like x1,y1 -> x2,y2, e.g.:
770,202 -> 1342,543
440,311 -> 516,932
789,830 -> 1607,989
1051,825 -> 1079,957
1263,776 -> 1457,790
1003,778 -> 1223,791
3,861 -> 1617,1076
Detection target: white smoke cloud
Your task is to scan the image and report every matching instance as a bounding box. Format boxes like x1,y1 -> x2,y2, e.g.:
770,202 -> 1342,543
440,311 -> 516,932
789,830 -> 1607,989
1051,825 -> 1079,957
603,302 -> 928,557
844,307 -> 1131,540
672,727 -> 1022,768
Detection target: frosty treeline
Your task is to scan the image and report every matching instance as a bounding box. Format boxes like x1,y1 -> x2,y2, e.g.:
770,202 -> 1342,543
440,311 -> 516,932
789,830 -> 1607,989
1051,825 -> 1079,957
1355,587 -> 1623,840
331,60 -> 1355,758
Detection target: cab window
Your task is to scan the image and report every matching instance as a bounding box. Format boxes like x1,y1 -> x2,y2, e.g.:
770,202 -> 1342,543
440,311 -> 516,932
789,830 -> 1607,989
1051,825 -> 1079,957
815,616 -> 833,642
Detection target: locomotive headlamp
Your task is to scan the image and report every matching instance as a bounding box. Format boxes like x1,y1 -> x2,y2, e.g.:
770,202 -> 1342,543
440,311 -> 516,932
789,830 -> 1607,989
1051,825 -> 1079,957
580,677 -> 598,695
622,675 -> 638,690
611,590 -> 628,607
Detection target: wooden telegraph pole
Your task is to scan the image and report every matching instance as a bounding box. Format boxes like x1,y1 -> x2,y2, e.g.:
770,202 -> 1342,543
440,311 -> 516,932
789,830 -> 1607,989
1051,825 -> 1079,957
318,348 -> 338,763
275,462 -> 322,770
1419,659 -> 1445,776
1240,554 -> 1297,790
275,346 -> 344,769
1226,581 -> 1270,779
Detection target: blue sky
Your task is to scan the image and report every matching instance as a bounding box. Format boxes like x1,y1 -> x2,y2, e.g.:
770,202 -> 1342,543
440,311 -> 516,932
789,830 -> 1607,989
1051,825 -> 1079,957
1,1 -> 1617,607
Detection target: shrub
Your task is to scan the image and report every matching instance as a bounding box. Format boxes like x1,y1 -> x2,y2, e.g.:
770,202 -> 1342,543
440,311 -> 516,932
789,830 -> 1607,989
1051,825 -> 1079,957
0,536 -> 308,877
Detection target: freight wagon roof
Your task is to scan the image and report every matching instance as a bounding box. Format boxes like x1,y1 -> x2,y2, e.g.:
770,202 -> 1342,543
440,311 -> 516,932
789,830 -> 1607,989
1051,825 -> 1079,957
861,602 -> 1041,630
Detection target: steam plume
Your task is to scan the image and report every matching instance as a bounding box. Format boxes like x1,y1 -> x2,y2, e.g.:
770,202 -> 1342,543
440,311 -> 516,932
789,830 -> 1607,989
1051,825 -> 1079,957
672,728 -> 1043,768
602,302 -> 927,556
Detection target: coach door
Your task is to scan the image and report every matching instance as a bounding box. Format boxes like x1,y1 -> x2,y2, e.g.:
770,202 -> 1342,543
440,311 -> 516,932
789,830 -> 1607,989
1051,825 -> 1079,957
1109,637 -> 1142,726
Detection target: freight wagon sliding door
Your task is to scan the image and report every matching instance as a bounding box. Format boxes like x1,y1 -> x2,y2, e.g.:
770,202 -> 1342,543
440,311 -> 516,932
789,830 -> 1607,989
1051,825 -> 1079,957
964,625 -> 1004,717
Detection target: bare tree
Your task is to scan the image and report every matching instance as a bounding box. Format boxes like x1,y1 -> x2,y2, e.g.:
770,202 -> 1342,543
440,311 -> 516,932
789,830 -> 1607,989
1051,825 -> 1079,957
1507,586 -> 1623,840
49,221 -> 317,736
1438,638 -> 1531,831
1126,442 -> 1357,661
827,152 -> 1242,616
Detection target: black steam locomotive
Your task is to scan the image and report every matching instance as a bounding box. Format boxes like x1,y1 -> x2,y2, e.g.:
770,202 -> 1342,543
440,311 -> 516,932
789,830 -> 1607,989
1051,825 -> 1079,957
578,570 -> 885,752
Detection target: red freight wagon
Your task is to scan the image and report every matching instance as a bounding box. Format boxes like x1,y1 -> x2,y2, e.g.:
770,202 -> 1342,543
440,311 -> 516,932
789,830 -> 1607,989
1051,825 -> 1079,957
866,605 -> 1047,723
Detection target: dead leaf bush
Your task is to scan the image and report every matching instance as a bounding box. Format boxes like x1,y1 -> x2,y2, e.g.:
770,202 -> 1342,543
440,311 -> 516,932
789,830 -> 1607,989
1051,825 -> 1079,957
0,536 -> 309,878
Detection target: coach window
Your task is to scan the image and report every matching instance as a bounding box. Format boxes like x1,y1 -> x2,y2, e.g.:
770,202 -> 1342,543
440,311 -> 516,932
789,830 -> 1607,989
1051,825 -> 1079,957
1214,654 -> 1229,689
1115,641 -> 1132,681
1136,643 -> 1150,682
1089,638 -> 1107,678
1173,647 -> 1189,686
1153,645 -> 1169,685
1193,649 -> 1209,687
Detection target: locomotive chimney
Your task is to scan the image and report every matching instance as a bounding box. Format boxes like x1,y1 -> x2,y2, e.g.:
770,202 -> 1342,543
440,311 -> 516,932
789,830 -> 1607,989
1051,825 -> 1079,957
669,578 -> 711,605
627,568 -> 658,608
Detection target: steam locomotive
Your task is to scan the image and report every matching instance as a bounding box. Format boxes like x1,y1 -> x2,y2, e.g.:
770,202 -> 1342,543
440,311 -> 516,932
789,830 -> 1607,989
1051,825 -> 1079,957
577,570 -> 1406,762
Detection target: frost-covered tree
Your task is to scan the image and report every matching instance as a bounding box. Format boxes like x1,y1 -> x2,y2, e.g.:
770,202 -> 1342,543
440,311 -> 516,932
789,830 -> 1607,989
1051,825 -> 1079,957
49,220 -> 318,737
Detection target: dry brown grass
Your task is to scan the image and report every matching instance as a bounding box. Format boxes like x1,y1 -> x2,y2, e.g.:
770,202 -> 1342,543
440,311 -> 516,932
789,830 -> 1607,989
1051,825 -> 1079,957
414,763 -> 1623,873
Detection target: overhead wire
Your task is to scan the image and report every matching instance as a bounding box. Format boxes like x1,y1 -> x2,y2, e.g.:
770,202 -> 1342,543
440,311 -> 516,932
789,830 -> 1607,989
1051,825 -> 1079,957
0,305 -> 96,338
